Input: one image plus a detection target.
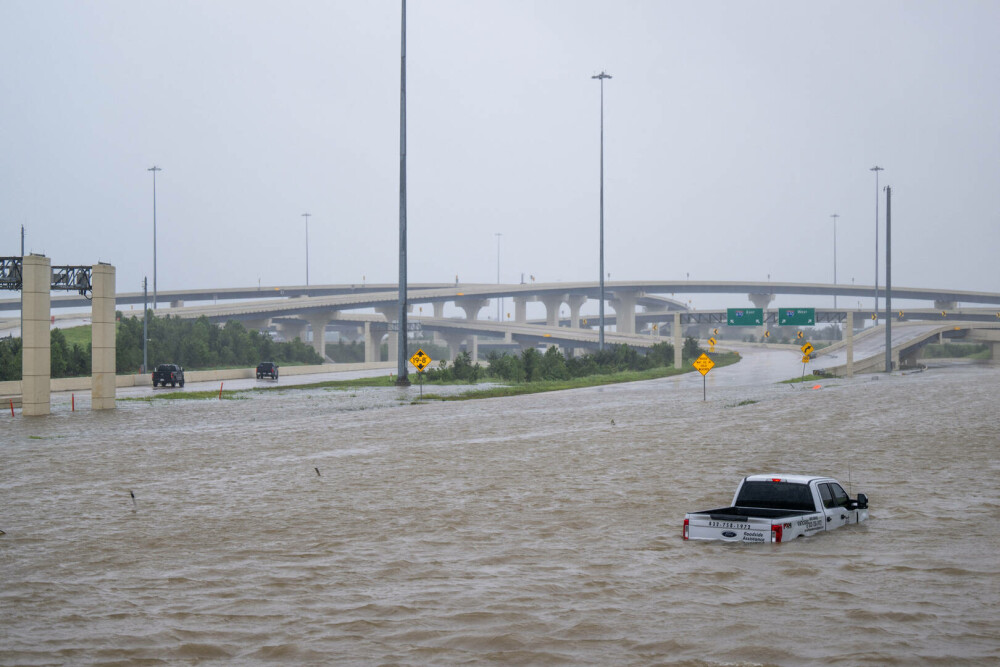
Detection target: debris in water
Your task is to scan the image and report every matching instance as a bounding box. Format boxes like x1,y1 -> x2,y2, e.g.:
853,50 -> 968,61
315,467 -> 321,476
813,384 -> 822,390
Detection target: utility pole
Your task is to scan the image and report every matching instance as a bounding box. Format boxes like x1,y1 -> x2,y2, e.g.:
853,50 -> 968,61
302,213 -> 311,286
148,166 -> 162,309
884,186 -> 892,373
870,165 -> 884,314
143,277 -> 149,374
830,213 -> 839,309
495,232 -> 502,321
395,0 -> 410,385
592,70 -> 612,350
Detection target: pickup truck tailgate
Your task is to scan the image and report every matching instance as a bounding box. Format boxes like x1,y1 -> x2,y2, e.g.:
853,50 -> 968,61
685,515 -> 775,543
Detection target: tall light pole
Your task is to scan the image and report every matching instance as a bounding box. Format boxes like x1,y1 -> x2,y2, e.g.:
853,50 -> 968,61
148,165 -> 161,308
301,213 -> 312,286
870,165 -> 883,313
592,70 -> 611,351
884,186 -> 892,373
829,213 -> 839,309
495,232 -> 502,321
395,0 -> 410,385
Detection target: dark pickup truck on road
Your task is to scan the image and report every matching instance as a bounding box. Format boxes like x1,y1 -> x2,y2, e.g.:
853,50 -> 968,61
256,362 -> 279,380
152,364 -> 185,388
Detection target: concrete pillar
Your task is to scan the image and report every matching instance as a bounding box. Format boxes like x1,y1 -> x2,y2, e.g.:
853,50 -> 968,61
748,293 -> 775,309
539,294 -> 563,326
609,291 -> 641,335
989,342 -> 1000,365
455,297 -> 489,321
439,331 -> 464,361
306,312 -> 333,359
276,319 -> 307,342
376,306 -> 410,367
21,255 -> 51,416
91,263 -> 116,410
934,300 -> 957,310
364,322 -> 379,362
674,311 -> 682,369
846,311 -> 854,378
242,317 -> 271,333
514,297 -> 528,323
433,302 -> 445,318
170,300 -> 184,308
566,294 -> 588,329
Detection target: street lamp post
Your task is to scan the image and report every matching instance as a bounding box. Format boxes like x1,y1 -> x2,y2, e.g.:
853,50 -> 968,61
870,165 -> 884,313
830,213 -> 839,309
396,0 -> 410,385
495,232 -> 502,321
302,213 -> 312,285
147,165 -> 161,308
592,70 -> 611,351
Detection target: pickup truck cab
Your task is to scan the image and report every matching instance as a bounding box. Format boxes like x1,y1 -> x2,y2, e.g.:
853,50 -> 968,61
152,363 -> 185,388
683,474 -> 869,543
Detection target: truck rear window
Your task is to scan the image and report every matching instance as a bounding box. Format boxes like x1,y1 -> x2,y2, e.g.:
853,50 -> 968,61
736,481 -> 815,511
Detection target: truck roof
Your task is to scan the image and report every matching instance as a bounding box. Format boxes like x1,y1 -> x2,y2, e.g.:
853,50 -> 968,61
744,474 -> 836,485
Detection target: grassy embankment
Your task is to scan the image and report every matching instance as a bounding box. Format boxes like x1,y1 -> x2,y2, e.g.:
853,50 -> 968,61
126,352 -> 742,402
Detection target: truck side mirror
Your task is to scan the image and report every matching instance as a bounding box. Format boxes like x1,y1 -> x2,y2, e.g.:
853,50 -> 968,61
854,493 -> 868,509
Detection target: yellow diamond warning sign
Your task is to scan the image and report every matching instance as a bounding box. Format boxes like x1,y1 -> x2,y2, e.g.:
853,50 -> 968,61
409,348 -> 432,372
693,353 -> 715,376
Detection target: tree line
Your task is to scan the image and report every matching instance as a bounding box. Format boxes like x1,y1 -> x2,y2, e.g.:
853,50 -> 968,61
0,313 -> 323,381
421,339 -> 699,383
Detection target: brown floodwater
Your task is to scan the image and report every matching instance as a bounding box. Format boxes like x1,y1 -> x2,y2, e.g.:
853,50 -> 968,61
1,349 -> 998,665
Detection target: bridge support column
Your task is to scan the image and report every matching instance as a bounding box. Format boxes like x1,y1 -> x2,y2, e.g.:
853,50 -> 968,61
364,322 -> 380,362
899,346 -> 920,369
375,306 -> 411,366
566,295 -> 587,328
22,255 -> 51,416
433,302 -> 445,318
439,331 -> 465,362
242,317 -> 271,333
845,311 -> 854,378
674,311 -> 682,368
609,291 -> 641,335
455,297 -> 489,321
989,342 -> 1000,365
91,263 -> 116,411
748,293 -> 774,309
934,300 -> 957,311
514,297 -> 528,323
170,300 -> 184,308
276,319 -> 307,342
539,294 -> 563,326
306,312 -> 334,359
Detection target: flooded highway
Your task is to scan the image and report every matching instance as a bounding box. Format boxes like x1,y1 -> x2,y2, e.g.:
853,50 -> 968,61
2,348 -> 998,665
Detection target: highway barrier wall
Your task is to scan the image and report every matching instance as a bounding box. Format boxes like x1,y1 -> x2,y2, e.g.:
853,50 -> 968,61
0,361 -> 397,406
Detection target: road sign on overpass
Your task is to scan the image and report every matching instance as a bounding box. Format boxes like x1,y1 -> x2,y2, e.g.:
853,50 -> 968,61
727,308 -> 763,326
779,308 -> 815,326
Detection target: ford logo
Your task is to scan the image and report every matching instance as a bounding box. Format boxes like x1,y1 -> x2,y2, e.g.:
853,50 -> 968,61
722,531 -> 737,538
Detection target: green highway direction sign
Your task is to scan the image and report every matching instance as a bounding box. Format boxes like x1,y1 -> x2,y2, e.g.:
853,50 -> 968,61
778,308 -> 816,326
727,308 -> 763,326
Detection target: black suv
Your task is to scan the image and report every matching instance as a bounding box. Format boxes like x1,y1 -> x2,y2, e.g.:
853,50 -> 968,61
256,362 -> 279,380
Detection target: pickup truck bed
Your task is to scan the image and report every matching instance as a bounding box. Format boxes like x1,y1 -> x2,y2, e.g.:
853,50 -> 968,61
690,507 -> 815,521
683,475 -> 869,543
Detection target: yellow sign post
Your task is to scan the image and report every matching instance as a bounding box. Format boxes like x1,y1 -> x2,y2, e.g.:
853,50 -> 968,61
708,336 -> 716,352
409,348 -> 432,396
799,342 -> 813,377
693,353 -> 715,401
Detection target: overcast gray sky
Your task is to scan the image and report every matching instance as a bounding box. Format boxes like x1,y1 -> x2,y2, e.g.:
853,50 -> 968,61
2,1 -> 998,310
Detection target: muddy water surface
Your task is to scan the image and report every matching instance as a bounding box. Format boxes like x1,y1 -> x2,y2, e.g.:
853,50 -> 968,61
2,351 -> 998,665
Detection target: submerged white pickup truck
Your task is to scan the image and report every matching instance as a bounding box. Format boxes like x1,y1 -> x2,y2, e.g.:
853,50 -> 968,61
683,474 -> 869,543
